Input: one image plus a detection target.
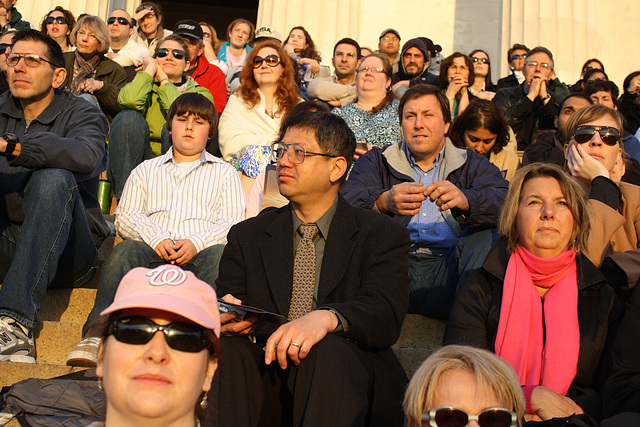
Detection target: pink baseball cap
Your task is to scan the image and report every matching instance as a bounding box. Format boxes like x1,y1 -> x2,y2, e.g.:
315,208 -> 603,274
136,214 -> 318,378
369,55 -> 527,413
100,265 -> 221,337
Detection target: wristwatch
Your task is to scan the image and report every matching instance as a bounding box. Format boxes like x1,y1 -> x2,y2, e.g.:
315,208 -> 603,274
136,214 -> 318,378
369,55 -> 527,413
2,133 -> 18,158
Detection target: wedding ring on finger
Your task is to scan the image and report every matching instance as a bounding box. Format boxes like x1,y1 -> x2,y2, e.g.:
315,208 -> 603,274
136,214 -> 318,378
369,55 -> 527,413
290,342 -> 300,348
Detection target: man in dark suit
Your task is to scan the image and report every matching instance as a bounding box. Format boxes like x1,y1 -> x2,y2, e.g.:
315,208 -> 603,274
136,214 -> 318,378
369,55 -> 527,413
214,109 -> 411,426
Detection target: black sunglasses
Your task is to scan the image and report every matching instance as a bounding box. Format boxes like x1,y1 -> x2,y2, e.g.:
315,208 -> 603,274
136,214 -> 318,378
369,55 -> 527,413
0,43 -> 10,55
253,54 -> 280,68
573,125 -> 621,146
471,57 -> 489,64
45,16 -> 67,25
107,17 -> 131,27
509,53 -> 527,61
108,316 -> 210,353
422,407 -> 518,427
135,4 -> 154,13
156,48 -> 185,60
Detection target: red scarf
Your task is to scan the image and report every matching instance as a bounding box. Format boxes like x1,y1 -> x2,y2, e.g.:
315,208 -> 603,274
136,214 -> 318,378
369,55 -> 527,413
495,244 -> 580,396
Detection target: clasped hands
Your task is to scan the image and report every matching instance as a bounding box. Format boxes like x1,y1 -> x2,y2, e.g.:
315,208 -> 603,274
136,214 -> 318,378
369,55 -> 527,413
376,181 -> 469,216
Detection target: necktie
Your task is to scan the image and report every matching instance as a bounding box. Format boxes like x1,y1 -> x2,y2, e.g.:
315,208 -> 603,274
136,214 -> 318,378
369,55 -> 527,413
288,223 -> 319,320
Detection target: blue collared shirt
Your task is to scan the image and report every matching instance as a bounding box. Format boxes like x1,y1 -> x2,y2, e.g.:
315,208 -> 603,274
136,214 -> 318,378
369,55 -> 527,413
404,144 -> 458,254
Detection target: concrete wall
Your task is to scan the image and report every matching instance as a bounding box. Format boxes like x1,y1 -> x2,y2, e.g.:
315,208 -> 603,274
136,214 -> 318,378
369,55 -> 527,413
15,0 -> 640,90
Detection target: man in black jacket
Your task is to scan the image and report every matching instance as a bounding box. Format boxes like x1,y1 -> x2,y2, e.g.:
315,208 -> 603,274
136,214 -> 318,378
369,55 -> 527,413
0,30 -> 109,363
391,38 -> 439,98
496,43 -> 529,90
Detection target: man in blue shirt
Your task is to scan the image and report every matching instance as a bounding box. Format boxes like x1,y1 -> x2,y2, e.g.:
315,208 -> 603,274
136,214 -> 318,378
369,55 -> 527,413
341,84 -> 509,317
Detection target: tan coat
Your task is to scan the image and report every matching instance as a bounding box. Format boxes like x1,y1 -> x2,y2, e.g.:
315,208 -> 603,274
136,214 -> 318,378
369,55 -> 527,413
585,181 -> 640,288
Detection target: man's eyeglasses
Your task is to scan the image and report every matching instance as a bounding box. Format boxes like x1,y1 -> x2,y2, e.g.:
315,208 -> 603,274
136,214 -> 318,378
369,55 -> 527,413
253,54 -> 280,68
358,66 -> 385,74
108,316 -> 211,353
471,57 -> 489,64
509,54 -> 527,61
45,16 -> 67,25
6,53 -> 57,68
381,37 -> 399,42
525,61 -> 551,69
0,43 -> 10,55
271,143 -> 337,164
572,125 -> 621,146
107,17 -> 131,27
156,48 -> 185,60
422,407 -> 518,427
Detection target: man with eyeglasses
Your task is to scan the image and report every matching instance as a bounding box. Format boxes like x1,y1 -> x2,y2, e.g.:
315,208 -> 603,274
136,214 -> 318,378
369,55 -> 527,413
376,28 -> 400,73
342,84 -> 508,319
215,110 -> 411,425
0,29 -> 109,363
496,43 -> 529,90
307,38 -> 360,108
0,0 -> 30,36
495,46 -> 568,150
106,9 -> 150,82
391,38 -> 439,99
173,19 -> 226,115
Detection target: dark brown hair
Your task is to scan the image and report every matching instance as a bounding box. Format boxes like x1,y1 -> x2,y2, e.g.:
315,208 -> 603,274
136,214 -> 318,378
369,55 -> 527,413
166,93 -> 218,139
398,84 -> 451,125
449,99 -> 509,154
40,6 -> 76,47
439,52 -> 475,89
284,26 -> 321,62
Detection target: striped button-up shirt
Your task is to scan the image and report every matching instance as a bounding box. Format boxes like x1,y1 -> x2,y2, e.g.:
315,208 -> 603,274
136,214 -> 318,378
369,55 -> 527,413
115,149 -> 245,251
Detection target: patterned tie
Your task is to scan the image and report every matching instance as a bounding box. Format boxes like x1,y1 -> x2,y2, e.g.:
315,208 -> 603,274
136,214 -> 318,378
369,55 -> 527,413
288,223 -> 320,320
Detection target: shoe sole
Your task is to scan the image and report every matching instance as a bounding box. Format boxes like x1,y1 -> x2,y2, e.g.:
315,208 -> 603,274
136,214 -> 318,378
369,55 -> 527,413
0,354 -> 35,363
66,356 -> 97,367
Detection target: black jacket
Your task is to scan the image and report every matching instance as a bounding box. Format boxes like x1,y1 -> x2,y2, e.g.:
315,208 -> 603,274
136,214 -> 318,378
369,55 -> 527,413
618,91 -> 640,135
444,239 -> 622,420
391,38 -> 440,88
496,73 -> 519,90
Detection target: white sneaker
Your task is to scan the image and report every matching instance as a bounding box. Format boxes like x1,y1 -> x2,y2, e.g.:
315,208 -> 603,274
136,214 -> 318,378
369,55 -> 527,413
66,337 -> 101,367
0,316 -> 35,363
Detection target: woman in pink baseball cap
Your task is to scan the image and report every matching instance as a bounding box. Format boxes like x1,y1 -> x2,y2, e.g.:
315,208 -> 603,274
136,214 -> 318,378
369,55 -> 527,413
87,265 -> 220,427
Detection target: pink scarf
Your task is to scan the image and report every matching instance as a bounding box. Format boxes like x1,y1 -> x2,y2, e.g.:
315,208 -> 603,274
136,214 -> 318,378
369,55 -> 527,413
495,244 -> 580,396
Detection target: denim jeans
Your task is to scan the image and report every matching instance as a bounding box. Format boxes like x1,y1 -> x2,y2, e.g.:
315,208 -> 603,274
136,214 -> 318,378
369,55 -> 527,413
0,169 -> 99,329
408,228 -> 497,318
82,239 -> 225,335
107,110 -> 153,200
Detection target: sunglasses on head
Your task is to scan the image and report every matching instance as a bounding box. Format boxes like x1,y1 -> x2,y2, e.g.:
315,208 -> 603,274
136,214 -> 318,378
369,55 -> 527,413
156,48 -> 185,60
45,16 -> 67,25
253,54 -> 280,68
471,57 -> 489,64
572,125 -> 621,146
0,43 -> 10,55
107,17 -> 131,27
108,316 -> 210,353
422,407 -> 518,427
136,4 -> 154,13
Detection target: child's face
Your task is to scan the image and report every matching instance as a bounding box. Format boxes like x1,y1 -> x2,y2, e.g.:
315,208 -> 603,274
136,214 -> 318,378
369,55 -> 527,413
170,113 -> 210,160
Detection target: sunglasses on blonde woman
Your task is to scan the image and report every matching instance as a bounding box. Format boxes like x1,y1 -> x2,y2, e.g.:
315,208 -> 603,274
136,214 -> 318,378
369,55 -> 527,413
572,125 -> 621,146
421,407 -> 517,427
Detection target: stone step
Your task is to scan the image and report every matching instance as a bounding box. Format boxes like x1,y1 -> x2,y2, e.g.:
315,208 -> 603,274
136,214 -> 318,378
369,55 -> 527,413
392,314 -> 446,377
38,288 -> 97,323
34,320 -> 84,366
0,361 -> 84,388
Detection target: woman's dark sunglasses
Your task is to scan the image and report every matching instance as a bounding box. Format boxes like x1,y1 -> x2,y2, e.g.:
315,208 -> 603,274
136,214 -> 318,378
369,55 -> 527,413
108,316 -> 210,353
253,54 -> 280,68
107,17 -> 131,27
156,48 -> 185,60
573,125 -> 621,146
45,16 -> 67,25
422,407 -> 517,427
0,43 -> 10,55
471,57 -> 489,64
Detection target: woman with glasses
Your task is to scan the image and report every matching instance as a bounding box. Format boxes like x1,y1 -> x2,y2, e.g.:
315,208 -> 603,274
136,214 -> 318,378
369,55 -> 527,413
439,52 -> 477,121
89,265 -> 219,427
333,53 -> 400,160
60,15 -> 127,122
219,40 -> 300,194
108,35 -> 214,199
404,345 -> 524,427
283,26 -> 322,99
444,162 -> 621,424
564,105 -> 640,302
0,30 -> 15,95
468,49 -> 497,101
40,6 -> 75,52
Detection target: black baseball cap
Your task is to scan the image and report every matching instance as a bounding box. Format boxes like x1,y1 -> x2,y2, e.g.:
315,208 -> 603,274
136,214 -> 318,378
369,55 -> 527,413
174,20 -> 203,40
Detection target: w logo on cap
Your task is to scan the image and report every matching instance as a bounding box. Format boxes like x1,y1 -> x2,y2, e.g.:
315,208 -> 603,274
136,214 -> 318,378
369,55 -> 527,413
146,265 -> 187,286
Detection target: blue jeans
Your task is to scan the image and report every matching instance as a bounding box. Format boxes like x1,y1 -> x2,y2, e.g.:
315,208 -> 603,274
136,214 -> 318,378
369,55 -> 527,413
82,239 -> 225,335
107,110 -> 153,200
408,229 -> 497,318
0,169 -> 98,329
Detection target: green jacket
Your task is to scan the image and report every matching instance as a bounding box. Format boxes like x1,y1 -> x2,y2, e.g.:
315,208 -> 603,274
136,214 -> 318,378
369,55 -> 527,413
62,52 -> 128,121
2,7 -> 30,34
118,71 -> 213,156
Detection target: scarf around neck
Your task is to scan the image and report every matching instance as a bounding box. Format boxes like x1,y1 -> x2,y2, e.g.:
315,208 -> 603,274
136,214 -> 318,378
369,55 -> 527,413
495,244 -> 580,397
71,51 -> 101,93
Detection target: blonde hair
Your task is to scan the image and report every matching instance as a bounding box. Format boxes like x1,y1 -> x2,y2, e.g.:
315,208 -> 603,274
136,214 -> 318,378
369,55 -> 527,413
562,104 -> 624,144
404,345 -> 525,427
69,15 -> 110,56
498,163 -> 589,254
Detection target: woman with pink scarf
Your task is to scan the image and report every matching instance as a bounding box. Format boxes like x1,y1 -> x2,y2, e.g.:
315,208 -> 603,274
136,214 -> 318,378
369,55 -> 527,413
444,163 -> 621,424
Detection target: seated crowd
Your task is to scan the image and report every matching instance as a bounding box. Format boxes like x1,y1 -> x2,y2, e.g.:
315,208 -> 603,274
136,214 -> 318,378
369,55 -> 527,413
1,1 -> 640,426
